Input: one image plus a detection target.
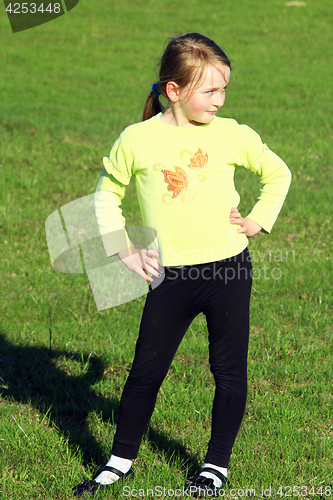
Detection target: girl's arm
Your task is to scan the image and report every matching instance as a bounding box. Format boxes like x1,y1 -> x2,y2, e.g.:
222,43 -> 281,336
231,125 -> 292,234
94,169 -> 161,282
244,149 -> 292,232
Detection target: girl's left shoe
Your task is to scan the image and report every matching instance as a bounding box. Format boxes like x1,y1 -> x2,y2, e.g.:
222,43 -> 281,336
185,467 -> 228,498
72,466 -> 135,497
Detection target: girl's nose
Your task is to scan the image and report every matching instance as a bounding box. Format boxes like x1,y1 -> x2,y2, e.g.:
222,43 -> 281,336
214,91 -> 225,108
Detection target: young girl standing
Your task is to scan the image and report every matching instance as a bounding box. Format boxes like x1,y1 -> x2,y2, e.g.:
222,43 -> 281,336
73,33 -> 291,497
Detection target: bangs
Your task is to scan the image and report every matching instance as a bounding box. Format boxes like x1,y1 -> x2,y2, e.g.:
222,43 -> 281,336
182,60 -> 230,99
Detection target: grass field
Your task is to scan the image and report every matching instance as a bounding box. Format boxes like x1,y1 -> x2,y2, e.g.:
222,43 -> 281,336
0,0 -> 332,498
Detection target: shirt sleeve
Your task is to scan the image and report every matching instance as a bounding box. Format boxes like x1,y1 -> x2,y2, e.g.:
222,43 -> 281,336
94,132 -> 135,256
236,125 -> 292,233
94,169 -> 132,257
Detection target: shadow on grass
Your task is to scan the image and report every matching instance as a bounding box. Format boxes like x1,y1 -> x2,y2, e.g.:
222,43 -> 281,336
0,332 -> 199,475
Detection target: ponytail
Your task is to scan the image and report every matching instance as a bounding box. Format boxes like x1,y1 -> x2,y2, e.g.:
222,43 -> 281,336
142,89 -> 164,121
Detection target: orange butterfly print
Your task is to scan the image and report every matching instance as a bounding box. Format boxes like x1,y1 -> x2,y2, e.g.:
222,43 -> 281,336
188,148 -> 208,169
162,166 -> 189,198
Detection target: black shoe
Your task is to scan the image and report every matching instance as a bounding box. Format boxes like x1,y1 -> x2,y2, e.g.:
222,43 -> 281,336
185,467 -> 228,498
72,466 -> 134,497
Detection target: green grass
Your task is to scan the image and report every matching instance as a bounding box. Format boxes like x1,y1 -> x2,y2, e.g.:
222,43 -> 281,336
0,0 -> 332,498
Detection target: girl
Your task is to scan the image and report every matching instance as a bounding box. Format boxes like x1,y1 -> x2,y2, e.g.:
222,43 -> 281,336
73,33 -> 291,497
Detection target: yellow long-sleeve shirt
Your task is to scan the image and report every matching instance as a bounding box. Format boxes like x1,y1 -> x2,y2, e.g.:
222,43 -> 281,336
94,114 -> 291,266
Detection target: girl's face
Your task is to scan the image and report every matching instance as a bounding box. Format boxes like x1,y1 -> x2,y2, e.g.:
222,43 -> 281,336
175,64 -> 230,126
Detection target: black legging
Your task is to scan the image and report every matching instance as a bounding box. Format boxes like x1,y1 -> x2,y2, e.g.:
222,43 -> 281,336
112,248 -> 252,468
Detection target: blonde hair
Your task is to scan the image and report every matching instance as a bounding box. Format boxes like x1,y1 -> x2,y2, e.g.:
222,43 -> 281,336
142,33 -> 231,121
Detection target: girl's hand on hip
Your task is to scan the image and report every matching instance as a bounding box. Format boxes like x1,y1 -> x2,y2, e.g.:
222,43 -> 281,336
229,207 -> 262,237
117,247 -> 162,282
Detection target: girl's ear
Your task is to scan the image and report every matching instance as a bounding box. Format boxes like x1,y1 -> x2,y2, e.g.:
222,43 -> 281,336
165,81 -> 180,102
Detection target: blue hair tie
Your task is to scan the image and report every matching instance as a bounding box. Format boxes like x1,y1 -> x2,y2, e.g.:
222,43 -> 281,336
152,83 -> 161,96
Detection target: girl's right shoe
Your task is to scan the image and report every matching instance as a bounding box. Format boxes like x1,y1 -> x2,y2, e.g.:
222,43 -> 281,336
72,466 -> 134,497
185,467 -> 228,498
